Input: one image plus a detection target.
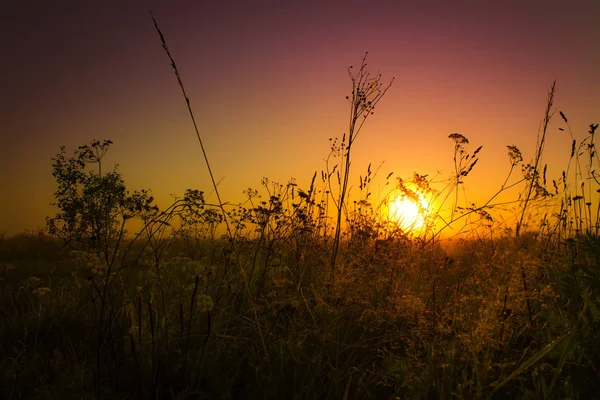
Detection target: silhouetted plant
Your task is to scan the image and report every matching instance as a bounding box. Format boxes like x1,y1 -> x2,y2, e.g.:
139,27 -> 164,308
46,139 -> 157,255
151,13 -> 232,238
330,53 -> 394,281
556,111 -> 600,237
43,139 -> 229,398
516,82 -> 556,237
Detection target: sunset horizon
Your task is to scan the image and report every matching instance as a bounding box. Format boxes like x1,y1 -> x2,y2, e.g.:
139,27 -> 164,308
2,1 -> 600,236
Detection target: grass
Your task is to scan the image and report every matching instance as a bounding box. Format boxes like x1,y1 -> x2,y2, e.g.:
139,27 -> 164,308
2,17 -> 600,400
2,227 -> 600,399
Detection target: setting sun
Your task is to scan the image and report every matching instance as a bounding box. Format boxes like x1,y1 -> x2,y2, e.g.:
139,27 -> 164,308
389,191 -> 430,231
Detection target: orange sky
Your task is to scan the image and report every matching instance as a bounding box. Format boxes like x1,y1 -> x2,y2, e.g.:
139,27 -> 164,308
1,0 -> 599,236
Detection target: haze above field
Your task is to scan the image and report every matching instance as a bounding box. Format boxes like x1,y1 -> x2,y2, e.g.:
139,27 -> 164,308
1,0 -> 599,236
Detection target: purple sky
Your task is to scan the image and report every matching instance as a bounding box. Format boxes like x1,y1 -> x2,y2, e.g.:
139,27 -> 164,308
2,0 -> 599,235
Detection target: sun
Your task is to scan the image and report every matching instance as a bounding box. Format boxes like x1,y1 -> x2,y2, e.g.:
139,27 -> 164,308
388,191 -> 430,231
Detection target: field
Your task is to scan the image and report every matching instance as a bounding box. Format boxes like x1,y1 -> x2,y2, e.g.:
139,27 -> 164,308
2,28 -> 600,399
2,203 -> 600,399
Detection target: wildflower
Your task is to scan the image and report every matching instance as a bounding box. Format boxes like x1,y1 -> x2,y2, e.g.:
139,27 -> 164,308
32,287 -> 51,297
28,276 -> 42,286
197,295 -> 214,312
507,145 -> 523,165
448,133 -> 469,144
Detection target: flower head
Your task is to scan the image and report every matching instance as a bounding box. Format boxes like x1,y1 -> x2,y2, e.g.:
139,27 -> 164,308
32,287 -> 51,297
448,133 -> 469,144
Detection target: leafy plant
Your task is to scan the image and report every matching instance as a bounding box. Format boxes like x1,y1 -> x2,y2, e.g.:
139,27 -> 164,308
46,139 -> 157,254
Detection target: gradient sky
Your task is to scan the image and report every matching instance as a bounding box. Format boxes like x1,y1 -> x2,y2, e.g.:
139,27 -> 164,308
1,0 -> 599,236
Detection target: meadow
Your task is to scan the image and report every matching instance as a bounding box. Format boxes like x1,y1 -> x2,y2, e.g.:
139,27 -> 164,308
2,23 -> 600,400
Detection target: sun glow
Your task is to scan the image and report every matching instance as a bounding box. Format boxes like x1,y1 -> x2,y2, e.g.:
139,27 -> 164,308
388,191 -> 430,231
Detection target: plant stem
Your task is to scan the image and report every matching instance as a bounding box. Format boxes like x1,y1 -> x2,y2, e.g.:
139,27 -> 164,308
516,81 -> 555,237
150,12 -> 232,238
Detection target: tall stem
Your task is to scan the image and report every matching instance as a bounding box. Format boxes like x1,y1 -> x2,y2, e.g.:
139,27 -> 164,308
516,81 -> 555,237
151,12 -> 232,238
329,53 -> 393,282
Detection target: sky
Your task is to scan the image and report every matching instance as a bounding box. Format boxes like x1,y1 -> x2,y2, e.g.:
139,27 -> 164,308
1,0 -> 599,236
